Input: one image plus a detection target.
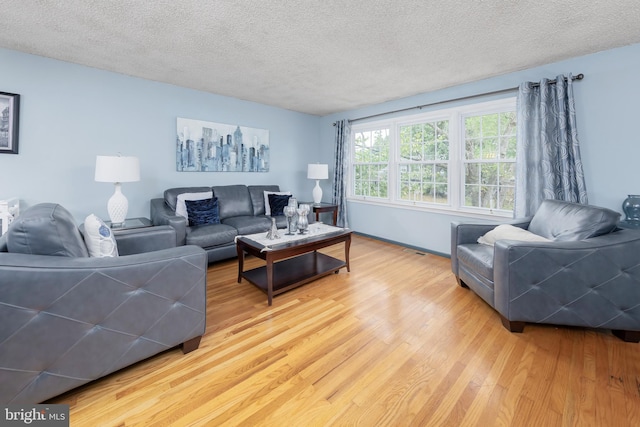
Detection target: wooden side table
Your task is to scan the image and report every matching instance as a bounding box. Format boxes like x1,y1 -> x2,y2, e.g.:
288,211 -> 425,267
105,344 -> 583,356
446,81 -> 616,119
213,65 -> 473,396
302,202 -> 338,226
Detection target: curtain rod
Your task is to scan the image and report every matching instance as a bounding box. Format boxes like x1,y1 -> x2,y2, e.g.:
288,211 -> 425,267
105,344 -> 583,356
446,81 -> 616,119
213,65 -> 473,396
333,73 -> 584,126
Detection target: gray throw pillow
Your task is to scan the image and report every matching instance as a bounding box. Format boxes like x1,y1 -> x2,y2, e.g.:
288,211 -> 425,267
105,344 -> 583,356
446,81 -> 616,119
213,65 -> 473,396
6,203 -> 89,257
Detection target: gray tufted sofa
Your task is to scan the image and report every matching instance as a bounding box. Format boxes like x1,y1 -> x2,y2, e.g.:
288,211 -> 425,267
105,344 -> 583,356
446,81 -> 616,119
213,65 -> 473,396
151,184 -> 289,263
451,199 -> 640,342
0,203 -> 207,403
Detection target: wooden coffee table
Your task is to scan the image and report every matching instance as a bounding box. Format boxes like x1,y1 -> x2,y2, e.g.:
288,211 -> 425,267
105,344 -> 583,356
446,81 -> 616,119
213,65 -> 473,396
236,227 -> 352,305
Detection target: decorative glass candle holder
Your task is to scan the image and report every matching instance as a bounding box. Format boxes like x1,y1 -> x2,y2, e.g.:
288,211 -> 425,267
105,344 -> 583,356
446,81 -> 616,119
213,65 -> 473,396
296,204 -> 310,234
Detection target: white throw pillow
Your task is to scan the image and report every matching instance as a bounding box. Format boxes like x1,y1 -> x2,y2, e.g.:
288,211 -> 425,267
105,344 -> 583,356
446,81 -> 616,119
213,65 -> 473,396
478,224 -> 551,247
263,191 -> 291,216
83,214 -> 119,257
176,191 -> 213,219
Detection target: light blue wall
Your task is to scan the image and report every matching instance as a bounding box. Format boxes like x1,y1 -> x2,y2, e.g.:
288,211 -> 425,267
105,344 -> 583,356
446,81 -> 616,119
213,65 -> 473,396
319,43 -> 640,256
0,48 -> 321,222
4,43 -> 639,255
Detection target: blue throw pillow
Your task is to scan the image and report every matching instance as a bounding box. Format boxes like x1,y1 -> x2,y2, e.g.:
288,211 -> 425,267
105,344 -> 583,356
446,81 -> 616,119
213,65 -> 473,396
268,194 -> 291,216
185,197 -> 220,226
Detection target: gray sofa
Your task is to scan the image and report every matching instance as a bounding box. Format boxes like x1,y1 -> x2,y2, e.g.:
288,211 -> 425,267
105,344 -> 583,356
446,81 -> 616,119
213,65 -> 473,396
0,203 -> 207,403
451,199 -> 640,342
151,184 -> 290,263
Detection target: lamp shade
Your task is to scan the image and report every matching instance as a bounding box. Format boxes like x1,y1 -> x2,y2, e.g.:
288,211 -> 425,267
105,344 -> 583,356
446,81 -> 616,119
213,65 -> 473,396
95,155 -> 140,183
307,163 -> 328,180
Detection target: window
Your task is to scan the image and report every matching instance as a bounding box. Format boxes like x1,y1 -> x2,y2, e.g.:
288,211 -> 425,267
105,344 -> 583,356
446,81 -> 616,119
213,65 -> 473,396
349,98 -> 517,216
353,128 -> 390,198
398,119 -> 450,204
463,111 -> 517,211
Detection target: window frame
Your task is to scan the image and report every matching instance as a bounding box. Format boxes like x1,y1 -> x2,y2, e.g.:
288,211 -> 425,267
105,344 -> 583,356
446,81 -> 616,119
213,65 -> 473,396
348,97 -> 517,219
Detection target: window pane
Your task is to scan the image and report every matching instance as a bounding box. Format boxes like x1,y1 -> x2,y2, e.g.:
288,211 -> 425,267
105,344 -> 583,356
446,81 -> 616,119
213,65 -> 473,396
465,116 -> 481,139
437,121 -> 449,139
465,185 -> 479,207
410,182 -> 421,200
482,114 -> 499,137
500,112 -> 517,136
399,181 -> 409,199
501,136 -> 517,159
424,164 -> 434,181
424,141 -> 435,160
480,163 -> 497,185
355,180 -> 362,196
371,131 -> 381,162
423,183 -> 434,202
463,110 -> 517,210
465,163 -> 479,185
481,186 -> 496,208
409,164 -> 421,180
499,186 -> 515,210
379,130 -> 390,161
399,126 -> 411,161
499,162 -> 516,186
435,164 -> 447,183
482,138 -> 498,159
354,131 -> 370,162
412,124 -> 423,143
410,142 -> 422,161
466,139 -> 481,160
435,184 -> 448,204
436,141 -> 449,160
424,123 -> 435,142
352,127 -> 389,199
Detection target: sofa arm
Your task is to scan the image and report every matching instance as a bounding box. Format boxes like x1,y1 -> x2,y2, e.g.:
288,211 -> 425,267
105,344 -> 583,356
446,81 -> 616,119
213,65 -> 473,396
493,229 -> 640,329
450,218 -> 532,275
150,198 -> 187,246
0,245 -> 207,404
114,225 -> 177,255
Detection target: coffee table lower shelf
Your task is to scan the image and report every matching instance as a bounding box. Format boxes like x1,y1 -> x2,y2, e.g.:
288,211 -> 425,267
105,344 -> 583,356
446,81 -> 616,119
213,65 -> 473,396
241,251 -> 346,300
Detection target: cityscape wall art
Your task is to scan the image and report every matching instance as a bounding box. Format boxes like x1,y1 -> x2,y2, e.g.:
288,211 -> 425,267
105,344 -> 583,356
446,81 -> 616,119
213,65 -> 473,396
176,117 -> 270,172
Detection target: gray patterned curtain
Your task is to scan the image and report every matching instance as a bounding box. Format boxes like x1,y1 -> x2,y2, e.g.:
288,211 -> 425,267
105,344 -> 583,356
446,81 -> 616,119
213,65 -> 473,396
332,119 -> 350,227
514,74 -> 588,217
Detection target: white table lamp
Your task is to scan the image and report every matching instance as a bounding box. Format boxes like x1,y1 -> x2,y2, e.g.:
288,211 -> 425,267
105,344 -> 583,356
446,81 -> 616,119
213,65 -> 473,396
95,155 -> 140,224
307,163 -> 329,205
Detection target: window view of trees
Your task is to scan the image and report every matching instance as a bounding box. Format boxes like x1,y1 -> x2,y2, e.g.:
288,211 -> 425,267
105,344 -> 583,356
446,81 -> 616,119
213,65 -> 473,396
463,112 -> 516,210
353,128 -> 390,198
399,120 -> 449,203
350,98 -> 516,216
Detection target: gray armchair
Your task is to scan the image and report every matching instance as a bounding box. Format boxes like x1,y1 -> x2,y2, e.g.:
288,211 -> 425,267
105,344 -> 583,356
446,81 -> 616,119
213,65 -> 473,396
451,199 -> 640,342
0,203 -> 207,403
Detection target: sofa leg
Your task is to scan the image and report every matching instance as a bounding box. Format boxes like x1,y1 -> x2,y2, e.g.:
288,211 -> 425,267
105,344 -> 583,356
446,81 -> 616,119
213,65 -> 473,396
500,315 -> 525,333
181,336 -> 202,354
612,330 -> 640,343
456,276 -> 469,289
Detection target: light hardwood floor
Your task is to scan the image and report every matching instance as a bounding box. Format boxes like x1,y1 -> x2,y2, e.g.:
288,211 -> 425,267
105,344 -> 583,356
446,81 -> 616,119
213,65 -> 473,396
50,234 -> 640,426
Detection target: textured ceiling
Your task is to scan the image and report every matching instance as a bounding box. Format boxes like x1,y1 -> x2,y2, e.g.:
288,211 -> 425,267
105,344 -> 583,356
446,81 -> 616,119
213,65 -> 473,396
1,1 -> 640,116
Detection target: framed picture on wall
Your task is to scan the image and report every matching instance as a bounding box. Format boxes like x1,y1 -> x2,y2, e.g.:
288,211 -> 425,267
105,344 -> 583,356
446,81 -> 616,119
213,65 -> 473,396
176,117 -> 270,172
0,92 -> 20,154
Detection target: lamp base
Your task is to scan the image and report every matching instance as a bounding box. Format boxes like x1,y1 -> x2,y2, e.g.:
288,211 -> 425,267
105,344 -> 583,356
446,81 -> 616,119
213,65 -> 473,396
312,180 -> 322,205
107,183 -> 128,224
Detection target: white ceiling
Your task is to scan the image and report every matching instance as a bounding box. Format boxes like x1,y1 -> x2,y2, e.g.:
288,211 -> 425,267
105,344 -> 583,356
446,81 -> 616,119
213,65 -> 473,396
1,1 -> 640,116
